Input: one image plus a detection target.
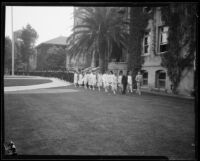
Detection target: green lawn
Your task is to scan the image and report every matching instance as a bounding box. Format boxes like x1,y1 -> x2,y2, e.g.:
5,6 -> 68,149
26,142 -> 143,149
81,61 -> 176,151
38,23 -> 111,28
4,85 -> 195,159
4,79 -> 52,87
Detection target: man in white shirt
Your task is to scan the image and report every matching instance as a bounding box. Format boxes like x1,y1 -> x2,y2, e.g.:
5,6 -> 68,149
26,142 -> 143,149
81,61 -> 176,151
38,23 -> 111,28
74,71 -> 78,87
102,71 -> 108,92
135,71 -> 143,95
117,70 -> 123,93
127,71 -> 133,93
97,71 -> 103,91
111,72 -> 117,94
91,71 -> 97,90
78,72 -> 83,87
83,72 -> 87,89
88,71 -> 93,90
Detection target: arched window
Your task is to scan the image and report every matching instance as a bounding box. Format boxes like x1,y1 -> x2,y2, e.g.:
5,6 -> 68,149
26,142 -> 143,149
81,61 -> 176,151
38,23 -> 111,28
141,70 -> 148,86
155,70 -> 166,88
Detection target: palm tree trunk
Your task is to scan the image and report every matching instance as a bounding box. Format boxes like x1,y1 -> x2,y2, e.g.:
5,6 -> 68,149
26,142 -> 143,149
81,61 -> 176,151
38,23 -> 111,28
99,52 -> 105,73
98,40 -> 106,73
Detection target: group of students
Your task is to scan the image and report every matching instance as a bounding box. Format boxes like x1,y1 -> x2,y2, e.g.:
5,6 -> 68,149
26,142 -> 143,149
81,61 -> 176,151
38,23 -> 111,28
73,70 -> 143,95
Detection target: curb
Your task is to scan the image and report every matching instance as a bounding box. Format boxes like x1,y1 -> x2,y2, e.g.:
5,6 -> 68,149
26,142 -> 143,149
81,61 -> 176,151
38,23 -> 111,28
140,89 -> 195,100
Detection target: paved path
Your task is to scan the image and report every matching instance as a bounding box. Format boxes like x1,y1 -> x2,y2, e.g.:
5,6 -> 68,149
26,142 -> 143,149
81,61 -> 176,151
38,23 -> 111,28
4,76 -> 71,92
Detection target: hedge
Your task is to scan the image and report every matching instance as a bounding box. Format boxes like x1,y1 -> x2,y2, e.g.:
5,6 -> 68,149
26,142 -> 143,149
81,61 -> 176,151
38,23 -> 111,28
15,71 -> 74,83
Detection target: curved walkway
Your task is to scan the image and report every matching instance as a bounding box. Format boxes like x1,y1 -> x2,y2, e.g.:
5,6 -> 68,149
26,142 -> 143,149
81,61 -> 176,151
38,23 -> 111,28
4,75 -> 72,92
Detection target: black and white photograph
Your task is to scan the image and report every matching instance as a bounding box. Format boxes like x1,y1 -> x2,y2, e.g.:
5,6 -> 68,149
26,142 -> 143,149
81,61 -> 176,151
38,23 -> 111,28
2,2 -> 198,160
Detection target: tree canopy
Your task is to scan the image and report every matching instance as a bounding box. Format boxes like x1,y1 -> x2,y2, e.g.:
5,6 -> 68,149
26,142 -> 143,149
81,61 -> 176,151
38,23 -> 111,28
4,36 -> 12,73
20,24 -> 38,71
66,7 -> 130,72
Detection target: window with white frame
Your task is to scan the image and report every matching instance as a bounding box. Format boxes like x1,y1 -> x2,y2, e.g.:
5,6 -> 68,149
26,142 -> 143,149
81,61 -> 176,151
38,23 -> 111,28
143,32 -> 150,55
142,70 -> 148,86
158,26 -> 169,53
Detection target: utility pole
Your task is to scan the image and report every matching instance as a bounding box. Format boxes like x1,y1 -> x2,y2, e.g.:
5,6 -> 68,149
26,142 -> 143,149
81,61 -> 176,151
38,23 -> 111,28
11,6 -> 14,75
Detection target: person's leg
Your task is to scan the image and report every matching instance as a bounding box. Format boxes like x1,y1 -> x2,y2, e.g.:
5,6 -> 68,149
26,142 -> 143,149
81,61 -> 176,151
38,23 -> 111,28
127,83 -> 131,93
112,85 -> 115,94
104,83 -> 107,92
114,85 -> 117,94
120,84 -> 123,94
130,84 -> 133,93
136,83 -> 139,94
105,84 -> 108,92
125,84 -> 127,94
122,84 -> 125,94
139,84 -> 141,95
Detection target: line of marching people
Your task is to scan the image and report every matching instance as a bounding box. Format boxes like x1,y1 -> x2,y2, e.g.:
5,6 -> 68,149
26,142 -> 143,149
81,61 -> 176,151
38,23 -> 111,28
73,70 -> 143,95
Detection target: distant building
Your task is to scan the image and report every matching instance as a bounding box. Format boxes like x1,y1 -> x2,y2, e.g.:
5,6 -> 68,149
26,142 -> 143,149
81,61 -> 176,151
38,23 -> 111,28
36,36 -> 67,70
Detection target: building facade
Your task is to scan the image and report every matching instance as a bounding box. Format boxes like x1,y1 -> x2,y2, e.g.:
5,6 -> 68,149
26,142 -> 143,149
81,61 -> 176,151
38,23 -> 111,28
36,36 -> 67,70
140,7 -> 194,96
67,6 -> 194,96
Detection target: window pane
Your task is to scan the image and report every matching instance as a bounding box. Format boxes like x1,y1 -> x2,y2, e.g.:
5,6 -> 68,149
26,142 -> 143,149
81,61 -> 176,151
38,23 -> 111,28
161,32 -> 168,43
159,72 -> 166,79
163,26 -> 169,32
143,72 -> 148,78
159,26 -> 169,53
159,80 -> 165,88
143,79 -> 148,85
147,36 -> 151,44
160,44 -> 168,52
144,46 -> 148,53
144,37 -> 148,45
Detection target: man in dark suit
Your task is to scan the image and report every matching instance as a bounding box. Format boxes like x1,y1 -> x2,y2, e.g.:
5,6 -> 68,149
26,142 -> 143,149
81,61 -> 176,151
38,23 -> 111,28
121,71 -> 128,95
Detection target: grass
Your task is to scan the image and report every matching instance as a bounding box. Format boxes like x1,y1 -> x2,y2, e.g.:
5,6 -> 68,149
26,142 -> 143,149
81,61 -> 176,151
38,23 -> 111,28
4,79 -> 52,87
4,85 -> 195,159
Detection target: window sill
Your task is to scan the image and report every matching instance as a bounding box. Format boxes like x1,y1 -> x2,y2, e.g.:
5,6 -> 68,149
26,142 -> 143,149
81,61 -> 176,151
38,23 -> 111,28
157,51 -> 168,55
141,53 -> 150,56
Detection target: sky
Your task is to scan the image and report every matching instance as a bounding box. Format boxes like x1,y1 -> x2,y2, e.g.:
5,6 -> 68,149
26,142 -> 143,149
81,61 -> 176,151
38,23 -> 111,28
5,6 -> 74,46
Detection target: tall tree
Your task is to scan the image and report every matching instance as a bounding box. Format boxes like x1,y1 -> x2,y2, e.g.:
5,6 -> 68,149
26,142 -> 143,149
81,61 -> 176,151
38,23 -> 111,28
4,36 -> 12,74
66,7 -> 129,72
128,7 -> 151,85
20,24 -> 38,71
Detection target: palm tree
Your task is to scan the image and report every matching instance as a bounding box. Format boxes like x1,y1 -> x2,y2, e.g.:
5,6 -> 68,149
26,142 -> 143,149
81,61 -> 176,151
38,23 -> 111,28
66,7 -> 129,72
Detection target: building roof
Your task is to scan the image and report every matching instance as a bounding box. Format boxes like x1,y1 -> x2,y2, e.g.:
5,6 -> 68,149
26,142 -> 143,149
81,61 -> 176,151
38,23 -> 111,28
36,36 -> 67,48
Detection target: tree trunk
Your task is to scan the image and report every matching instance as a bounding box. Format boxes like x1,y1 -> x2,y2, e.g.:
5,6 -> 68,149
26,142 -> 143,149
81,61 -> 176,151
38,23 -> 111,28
91,51 -> 95,67
99,40 -> 106,73
99,53 -> 105,73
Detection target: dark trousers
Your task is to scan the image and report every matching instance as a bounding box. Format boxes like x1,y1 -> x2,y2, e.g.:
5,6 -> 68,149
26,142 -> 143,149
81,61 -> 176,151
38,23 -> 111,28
122,83 -> 127,94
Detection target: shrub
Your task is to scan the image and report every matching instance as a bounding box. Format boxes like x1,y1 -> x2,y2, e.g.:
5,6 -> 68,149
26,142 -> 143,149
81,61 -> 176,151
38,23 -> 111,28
15,71 -> 74,83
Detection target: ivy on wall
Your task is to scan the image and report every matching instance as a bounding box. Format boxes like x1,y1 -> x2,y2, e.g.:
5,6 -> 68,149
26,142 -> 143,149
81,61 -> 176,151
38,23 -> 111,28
160,3 -> 196,93
128,7 -> 152,84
